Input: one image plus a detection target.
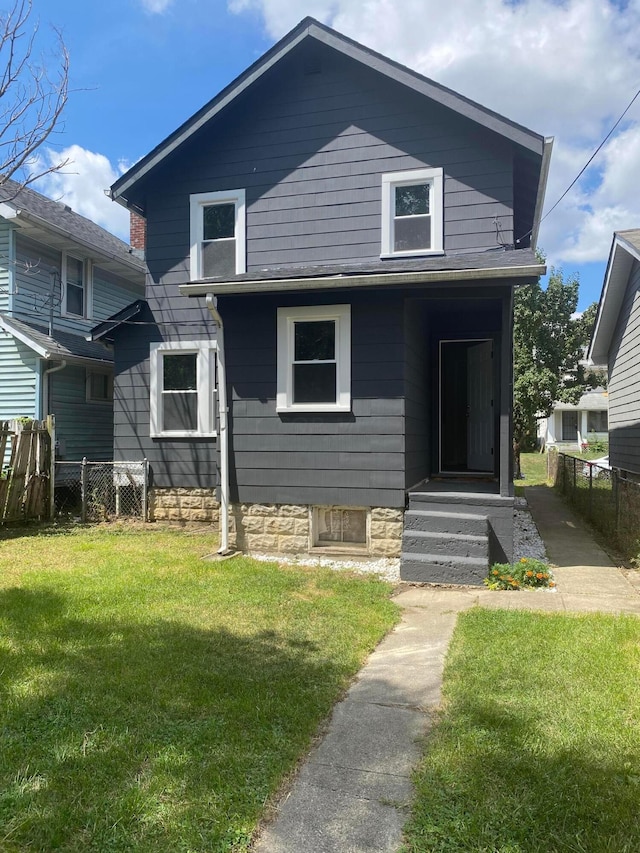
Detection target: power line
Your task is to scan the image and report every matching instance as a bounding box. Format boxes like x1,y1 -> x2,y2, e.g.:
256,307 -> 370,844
517,83 -> 640,246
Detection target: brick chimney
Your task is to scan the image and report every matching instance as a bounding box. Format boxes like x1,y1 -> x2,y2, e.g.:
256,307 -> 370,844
129,210 -> 146,253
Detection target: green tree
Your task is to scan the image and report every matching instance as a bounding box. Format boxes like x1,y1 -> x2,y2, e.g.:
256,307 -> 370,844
513,267 -> 598,477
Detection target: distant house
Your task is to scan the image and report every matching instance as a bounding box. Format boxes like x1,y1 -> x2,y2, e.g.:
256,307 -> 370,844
0,180 -> 145,462
95,18 -> 552,584
537,388 -> 608,450
589,229 -> 640,477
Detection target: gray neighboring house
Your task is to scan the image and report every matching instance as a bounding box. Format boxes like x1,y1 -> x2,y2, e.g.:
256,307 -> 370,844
0,179 -> 145,462
94,17 -> 552,583
537,388 -> 609,450
589,229 -> 640,477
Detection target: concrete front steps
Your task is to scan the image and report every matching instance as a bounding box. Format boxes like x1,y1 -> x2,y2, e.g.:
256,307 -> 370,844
400,488 -> 513,585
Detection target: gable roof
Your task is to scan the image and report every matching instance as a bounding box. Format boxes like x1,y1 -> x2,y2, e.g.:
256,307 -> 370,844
0,314 -> 113,365
111,16 -> 550,220
0,179 -> 145,281
588,229 -> 640,364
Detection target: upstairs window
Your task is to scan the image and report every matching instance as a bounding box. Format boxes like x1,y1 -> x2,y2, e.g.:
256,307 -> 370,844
150,340 -> 217,437
277,305 -> 351,413
62,254 -> 92,318
190,189 -> 246,279
381,168 -> 443,257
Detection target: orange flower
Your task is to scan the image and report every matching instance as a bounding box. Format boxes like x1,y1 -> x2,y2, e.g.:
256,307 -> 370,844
549,581 -> 556,588
526,570 -> 534,577
492,569 -> 499,576
536,573 -> 544,579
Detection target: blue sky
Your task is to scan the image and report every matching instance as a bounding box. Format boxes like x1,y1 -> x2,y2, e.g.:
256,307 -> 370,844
27,0 -> 640,311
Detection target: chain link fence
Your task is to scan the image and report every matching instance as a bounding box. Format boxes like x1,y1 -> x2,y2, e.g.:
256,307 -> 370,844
55,459 -> 149,522
553,451 -> 640,560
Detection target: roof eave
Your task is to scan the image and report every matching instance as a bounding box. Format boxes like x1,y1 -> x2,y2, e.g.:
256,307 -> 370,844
179,263 -> 546,297
530,137 -> 554,250
588,233 -> 640,363
10,208 -> 145,278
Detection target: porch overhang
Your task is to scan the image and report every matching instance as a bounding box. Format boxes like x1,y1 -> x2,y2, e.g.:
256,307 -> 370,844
180,258 -> 545,297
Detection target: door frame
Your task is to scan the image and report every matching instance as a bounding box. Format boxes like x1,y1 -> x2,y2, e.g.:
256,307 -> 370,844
438,337 -> 495,475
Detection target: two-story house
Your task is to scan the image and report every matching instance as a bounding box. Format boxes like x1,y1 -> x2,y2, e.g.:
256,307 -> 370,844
95,18 -> 551,584
0,179 -> 145,462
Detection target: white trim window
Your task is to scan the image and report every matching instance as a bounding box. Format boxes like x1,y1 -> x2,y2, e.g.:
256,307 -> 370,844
189,189 -> 246,279
62,253 -> 92,318
150,340 -> 217,437
86,369 -> 113,404
381,167 -> 443,257
277,304 -> 351,413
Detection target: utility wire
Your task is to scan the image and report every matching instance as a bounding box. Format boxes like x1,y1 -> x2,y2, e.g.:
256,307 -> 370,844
517,83 -> 640,246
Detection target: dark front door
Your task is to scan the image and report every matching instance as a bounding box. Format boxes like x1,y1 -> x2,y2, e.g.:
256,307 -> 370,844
440,339 -> 494,473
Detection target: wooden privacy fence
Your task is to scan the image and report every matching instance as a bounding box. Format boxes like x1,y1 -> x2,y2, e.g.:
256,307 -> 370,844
0,417 -> 54,523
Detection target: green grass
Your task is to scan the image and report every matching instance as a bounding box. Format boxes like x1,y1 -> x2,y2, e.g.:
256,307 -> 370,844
0,524 -> 398,852
516,453 -> 549,493
402,609 -> 640,853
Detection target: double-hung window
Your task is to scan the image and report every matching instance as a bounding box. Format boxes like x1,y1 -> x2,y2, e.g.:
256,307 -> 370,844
381,168 -> 443,256
150,340 -> 217,437
62,253 -> 92,318
190,189 -> 246,279
277,305 -> 351,413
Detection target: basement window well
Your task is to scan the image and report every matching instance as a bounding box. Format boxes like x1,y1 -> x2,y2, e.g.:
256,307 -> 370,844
312,507 -> 368,549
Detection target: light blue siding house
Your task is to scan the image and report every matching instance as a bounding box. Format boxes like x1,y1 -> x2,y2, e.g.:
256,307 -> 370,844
0,179 -> 145,461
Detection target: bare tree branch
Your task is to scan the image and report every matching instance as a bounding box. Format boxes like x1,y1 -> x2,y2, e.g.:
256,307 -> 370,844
0,0 -> 69,196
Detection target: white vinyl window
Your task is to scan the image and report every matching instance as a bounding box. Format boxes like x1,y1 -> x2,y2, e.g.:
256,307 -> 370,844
62,253 -> 92,318
381,168 -> 443,257
150,340 -> 217,437
86,370 -> 113,404
277,305 -> 351,413
189,189 -> 246,279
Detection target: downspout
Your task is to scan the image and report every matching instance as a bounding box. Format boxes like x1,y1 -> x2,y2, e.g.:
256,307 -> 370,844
205,294 -> 231,555
42,359 -> 67,418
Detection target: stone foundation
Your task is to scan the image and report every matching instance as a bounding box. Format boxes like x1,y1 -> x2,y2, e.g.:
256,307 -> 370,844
149,489 -> 403,557
150,488 -> 220,523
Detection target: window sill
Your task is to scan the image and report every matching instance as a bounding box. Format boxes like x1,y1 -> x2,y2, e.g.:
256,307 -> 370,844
277,404 -> 351,414
151,431 -> 217,439
379,250 -> 445,260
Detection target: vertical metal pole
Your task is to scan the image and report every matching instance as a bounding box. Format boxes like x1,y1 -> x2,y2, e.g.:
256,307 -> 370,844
142,458 -> 149,522
81,457 -> 87,523
614,469 -> 620,534
589,461 -> 593,518
47,414 -> 56,520
572,455 -> 577,492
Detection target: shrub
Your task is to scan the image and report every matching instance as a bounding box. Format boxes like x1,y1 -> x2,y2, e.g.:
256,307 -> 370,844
484,557 -> 555,590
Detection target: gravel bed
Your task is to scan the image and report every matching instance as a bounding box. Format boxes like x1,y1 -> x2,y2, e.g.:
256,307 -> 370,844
250,498 -> 547,583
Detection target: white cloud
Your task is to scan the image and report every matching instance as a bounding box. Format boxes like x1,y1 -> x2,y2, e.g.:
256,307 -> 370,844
228,0 -> 640,269
139,0 -> 174,12
32,145 -> 130,241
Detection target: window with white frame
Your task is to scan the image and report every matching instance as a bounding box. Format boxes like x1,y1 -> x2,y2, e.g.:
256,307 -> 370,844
276,304 -> 351,413
150,340 -> 217,437
587,410 -> 608,432
86,370 -> 113,403
62,253 -> 92,318
381,168 -> 443,256
190,189 -> 246,279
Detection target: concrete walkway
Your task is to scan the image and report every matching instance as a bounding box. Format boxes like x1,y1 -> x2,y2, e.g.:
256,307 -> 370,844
253,486 -> 640,853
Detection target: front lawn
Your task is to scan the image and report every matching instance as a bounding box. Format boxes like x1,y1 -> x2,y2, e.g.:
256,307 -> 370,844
0,525 -> 398,852
402,609 -> 640,852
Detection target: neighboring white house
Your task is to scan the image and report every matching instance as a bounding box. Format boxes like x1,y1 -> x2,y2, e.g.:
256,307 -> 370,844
538,389 -> 609,450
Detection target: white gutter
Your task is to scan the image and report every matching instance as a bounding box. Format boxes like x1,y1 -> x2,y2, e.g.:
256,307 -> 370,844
42,359 -> 67,417
181,263 -> 545,297
205,293 -> 232,555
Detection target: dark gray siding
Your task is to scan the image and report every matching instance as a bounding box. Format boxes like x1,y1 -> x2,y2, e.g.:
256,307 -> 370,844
404,299 -> 430,489
608,258 -> 640,475
142,39 -> 514,291
113,298 -> 219,489
223,288 -> 406,508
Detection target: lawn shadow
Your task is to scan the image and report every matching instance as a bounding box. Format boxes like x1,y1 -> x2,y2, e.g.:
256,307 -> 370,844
409,696 -> 640,851
0,584 -> 341,852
